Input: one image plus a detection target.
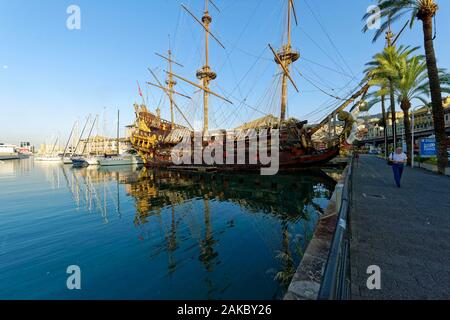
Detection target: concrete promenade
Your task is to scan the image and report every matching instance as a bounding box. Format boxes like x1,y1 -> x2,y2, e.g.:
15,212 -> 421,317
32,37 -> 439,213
350,155 -> 450,299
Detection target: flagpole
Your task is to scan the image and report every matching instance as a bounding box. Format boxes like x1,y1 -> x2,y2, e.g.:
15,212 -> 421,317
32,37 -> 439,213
137,80 -> 146,106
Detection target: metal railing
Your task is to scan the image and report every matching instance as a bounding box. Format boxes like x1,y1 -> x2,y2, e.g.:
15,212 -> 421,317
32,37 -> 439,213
318,156 -> 354,300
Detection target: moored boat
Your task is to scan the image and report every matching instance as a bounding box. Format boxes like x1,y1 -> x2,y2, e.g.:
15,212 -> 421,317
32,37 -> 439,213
71,156 -> 88,167
35,156 -> 61,162
130,1 -> 368,171
86,156 -> 101,166
98,155 -> 134,167
62,157 -> 73,164
0,144 -> 20,160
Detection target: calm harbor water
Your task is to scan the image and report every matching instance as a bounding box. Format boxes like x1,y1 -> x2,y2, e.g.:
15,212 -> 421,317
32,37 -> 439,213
0,159 -> 338,300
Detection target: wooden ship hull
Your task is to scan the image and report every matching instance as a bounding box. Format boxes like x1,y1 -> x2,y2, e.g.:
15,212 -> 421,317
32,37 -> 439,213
131,106 -> 352,171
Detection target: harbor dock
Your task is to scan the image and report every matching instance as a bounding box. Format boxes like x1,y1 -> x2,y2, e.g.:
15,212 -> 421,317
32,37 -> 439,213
350,155 -> 450,299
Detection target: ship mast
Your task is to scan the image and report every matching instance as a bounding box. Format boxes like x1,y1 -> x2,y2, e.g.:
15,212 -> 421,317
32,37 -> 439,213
168,48 -> 176,129
150,39 -> 194,130
269,0 -> 300,121
169,0 -> 231,137
154,37 -> 186,129
196,0 -> 217,135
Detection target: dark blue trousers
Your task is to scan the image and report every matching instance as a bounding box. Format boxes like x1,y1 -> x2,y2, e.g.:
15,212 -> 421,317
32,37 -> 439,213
392,163 -> 404,187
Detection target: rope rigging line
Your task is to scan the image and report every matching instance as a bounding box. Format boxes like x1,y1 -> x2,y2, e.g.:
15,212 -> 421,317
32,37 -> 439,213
266,74 -> 282,119
308,80 -> 368,124
296,67 -> 348,101
301,63 -> 338,91
216,0 -> 264,73
221,71 -> 277,129
300,81 -> 358,120
172,4 -> 183,54
301,56 -> 355,79
303,0 -> 355,78
215,83 -> 270,117
298,25 -> 352,80
232,47 -> 272,62
297,74 -> 357,120
303,99 -> 337,120
146,68 -> 161,108
213,46 -> 270,122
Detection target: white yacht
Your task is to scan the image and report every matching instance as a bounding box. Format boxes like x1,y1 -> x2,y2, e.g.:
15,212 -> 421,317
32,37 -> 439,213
98,110 -> 142,167
86,156 -> 101,166
98,154 -> 134,166
0,144 -> 20,160
61,157 -> 73,164
132,154 -> 144,165
35,155 -> 61,162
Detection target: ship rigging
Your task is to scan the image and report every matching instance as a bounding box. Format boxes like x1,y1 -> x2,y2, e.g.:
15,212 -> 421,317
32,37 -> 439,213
131,0 -> 370,170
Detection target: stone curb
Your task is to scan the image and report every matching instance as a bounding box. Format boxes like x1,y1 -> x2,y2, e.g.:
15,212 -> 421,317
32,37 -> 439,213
284,163 -> 351,300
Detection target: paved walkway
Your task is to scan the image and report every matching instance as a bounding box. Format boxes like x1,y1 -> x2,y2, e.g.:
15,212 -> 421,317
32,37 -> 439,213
350,155 -> 450,299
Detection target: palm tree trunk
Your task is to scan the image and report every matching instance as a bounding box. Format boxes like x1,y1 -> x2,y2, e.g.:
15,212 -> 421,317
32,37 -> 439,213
381,95 -> 388,158
401,99 -> 412,166
421,15 -> 448,174
389,78 -> 397,151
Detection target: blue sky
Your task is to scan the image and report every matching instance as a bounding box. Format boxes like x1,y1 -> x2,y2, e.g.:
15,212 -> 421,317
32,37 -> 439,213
1,0 -> 450,146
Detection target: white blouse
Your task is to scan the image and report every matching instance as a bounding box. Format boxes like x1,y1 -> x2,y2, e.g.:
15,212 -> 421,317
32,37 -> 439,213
390,152 -> 407,162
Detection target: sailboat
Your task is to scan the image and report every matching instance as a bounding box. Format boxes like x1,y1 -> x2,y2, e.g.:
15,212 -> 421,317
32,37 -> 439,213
98,110 -> 135,166
72,115 -> 98,167
35,136 -> 61,162
131,0 -> 368,170
61,121 -> 79,164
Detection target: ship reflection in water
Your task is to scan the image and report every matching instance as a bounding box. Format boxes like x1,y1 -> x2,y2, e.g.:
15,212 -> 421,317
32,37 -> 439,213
0,159 -> 339,300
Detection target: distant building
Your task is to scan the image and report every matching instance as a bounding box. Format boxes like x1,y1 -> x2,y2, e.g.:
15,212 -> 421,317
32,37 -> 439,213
38,144 -> 65,155
77,136 -> 132,156
361,97 -> 450,144
19,142 -> 34,154
0,143 -> 17,155
125,125 -> 135,139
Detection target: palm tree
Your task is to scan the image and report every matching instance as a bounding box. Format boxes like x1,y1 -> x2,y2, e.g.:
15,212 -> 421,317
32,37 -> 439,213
365,46 -> 418,151
398,60 -> 450,164
395,56 -> 429,165
363,0 -> 448,174
365,85 -> 389,158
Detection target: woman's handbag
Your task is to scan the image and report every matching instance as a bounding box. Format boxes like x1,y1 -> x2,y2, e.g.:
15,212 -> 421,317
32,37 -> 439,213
387,153 -> 394,166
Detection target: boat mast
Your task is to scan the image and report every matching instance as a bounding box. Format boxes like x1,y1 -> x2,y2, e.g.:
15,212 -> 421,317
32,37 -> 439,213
116,109 -> 120,155
155,38 -> 186,129
103,108 -> 107,155
50,136 -> 59,157
81,115 -> 98,156
279,0 -> 299,121
268,1 -> 300,122
168,41 -> 176,129
196,0 -> 217,135
72,115 -> 91,157
63,121 -> 77,158
174,1 -> 231,136
148,68 -> 194,130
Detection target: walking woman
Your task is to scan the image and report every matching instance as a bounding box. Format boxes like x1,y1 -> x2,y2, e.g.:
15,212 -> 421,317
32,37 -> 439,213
389,147 -> 407,188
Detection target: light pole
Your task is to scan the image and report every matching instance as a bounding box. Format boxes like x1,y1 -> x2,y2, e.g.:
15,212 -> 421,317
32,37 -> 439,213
411,107 -> 418,169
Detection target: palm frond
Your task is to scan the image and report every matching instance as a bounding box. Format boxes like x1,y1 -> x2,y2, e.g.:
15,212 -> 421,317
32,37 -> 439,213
362,0 -> 419,43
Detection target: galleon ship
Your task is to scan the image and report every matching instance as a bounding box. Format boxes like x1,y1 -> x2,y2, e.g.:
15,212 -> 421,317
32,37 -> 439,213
131,0 -> 368,171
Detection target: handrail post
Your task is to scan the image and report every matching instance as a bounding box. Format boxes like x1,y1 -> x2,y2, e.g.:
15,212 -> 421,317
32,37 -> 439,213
318,155 -> 354,300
